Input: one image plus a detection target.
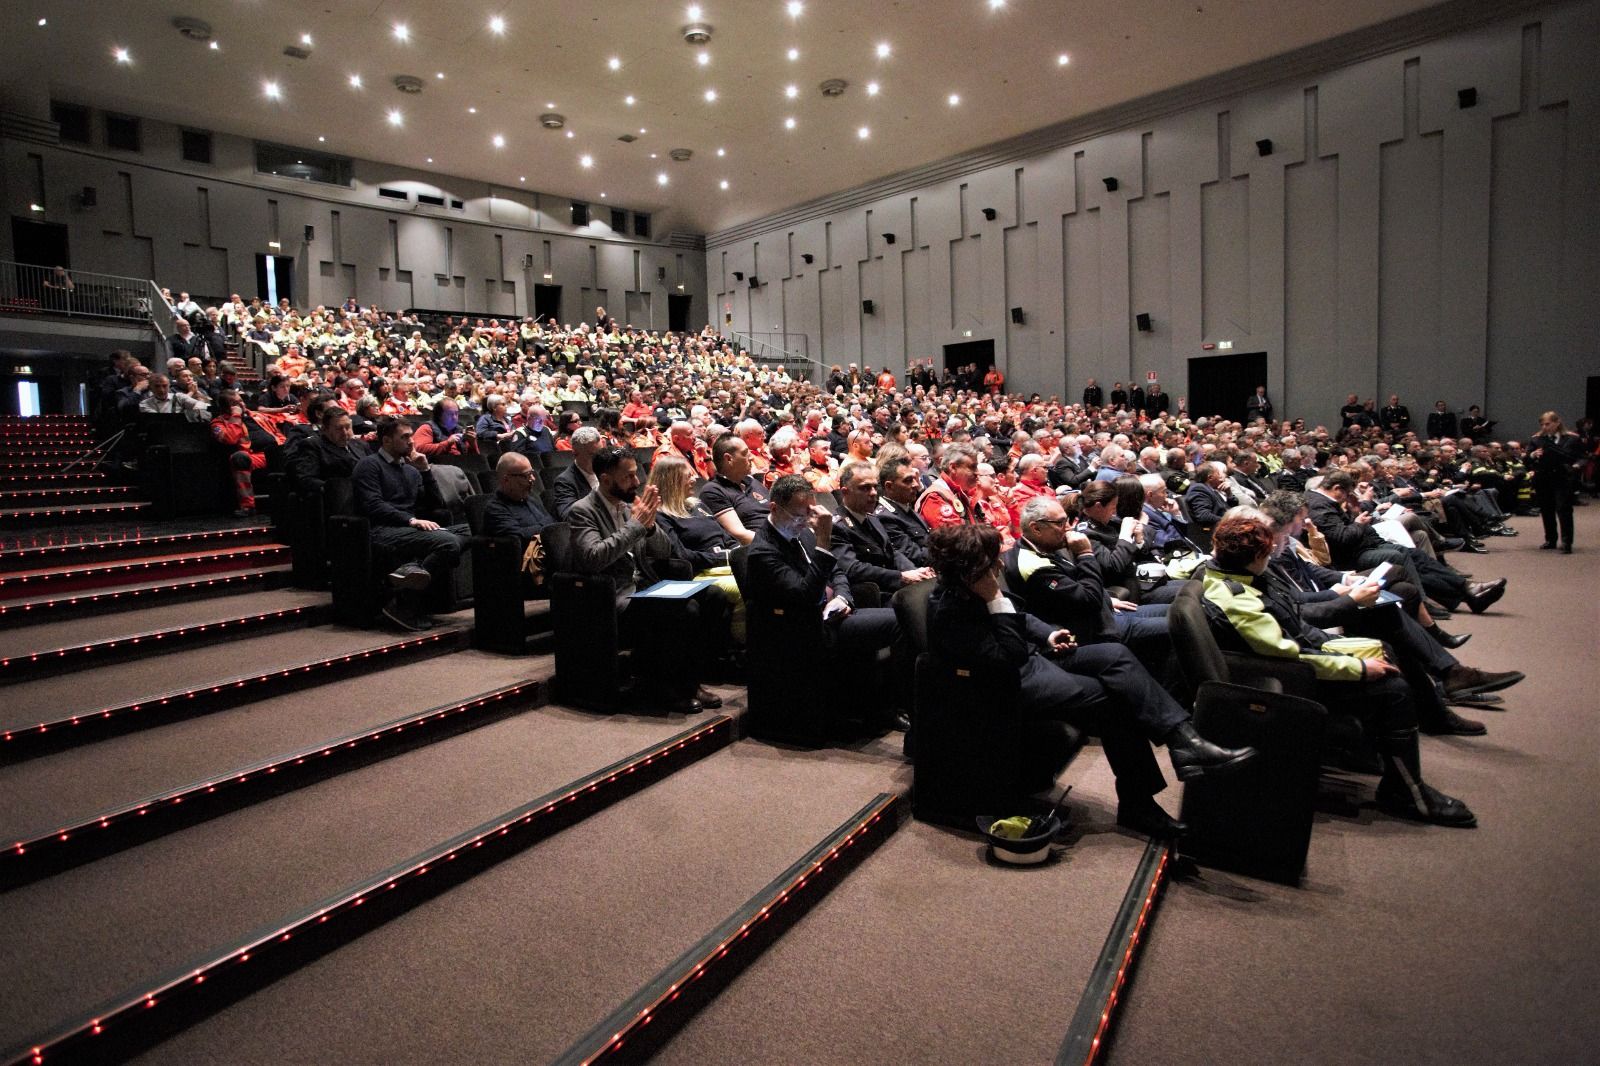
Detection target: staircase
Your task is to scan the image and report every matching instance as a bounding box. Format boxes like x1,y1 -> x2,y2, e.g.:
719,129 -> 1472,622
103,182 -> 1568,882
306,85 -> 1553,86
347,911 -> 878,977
0,416 -> 152,525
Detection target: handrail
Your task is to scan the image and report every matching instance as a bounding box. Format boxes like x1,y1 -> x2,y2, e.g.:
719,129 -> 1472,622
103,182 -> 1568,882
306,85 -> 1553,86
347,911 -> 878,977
0,260 -> 168,336
730,330 -> 823,383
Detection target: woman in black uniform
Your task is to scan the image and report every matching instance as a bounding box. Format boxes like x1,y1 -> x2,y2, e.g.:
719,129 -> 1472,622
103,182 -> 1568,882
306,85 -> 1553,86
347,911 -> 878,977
1529,410 -> 1583,553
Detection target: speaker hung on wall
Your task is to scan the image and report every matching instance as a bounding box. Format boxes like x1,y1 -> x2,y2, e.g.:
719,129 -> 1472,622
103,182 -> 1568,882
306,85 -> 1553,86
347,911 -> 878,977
801,253 -> 814,264
1102,177 -> 1119,192
748,275 -> 760,288
79,186 -> 97,207
1255,139 -> 1273,157
881,232 -> 896,245
1010,307 -> 1025,325
1135,312 -> 1153,332
981,207 -> 997,221
862,299 -> 875,315
1458,87 -> 1478,109
658,266 -> 668,281
304,225 -> 315,242
732,271 -> 744,281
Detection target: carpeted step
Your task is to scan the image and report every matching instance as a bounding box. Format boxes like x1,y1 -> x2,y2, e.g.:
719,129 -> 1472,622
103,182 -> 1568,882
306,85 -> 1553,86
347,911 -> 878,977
0,649 -> 547,846
0,471 -> 108,487
0,500 -> 153,525
0,563 -> 291,628
0,624 -> 464,760
0,521 -> 276,572
0,708 -> 724,1053
0,542 -> 289,601
0,485 -> 135,507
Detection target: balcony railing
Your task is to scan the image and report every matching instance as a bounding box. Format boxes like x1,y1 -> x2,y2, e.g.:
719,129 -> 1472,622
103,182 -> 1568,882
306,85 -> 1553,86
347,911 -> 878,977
0,260 -> 169,334
730,331 -> 821,384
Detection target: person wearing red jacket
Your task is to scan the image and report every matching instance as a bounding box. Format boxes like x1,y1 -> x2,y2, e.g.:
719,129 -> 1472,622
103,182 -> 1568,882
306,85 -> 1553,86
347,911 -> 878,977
210,394 -> 266,517
412,399 -> 480,457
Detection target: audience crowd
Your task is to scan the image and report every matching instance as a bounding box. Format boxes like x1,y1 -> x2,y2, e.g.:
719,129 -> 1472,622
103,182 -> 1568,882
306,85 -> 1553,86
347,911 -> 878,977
83,286 -> 1595,836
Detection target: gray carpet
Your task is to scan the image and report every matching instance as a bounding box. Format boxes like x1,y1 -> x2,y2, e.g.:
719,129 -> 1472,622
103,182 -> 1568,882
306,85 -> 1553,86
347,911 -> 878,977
0,704 -> 707,1046
1109,509 -> 1600,1065
0,648 -> 543,841
130,738 -> 910,1065
0,587 -> 326,659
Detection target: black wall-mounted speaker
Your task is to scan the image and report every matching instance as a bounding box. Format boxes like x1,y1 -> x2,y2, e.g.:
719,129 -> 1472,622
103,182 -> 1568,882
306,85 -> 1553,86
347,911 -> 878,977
862,299 -> 875,315
658,266 -> 667,281
304,224 -> 315,242
79,186 -> 97,207
1010,307 -> 1025,325
801,253 -> 814,264
1458,87 -> 1478,109
1255,139 -> 1273,157
732,271 -> 744,281
882,232 -> 896,245
982,207 -> 997,221
748,275 -> 760,288
1102,177 -> 1119,192
1135,312 -> 1153,332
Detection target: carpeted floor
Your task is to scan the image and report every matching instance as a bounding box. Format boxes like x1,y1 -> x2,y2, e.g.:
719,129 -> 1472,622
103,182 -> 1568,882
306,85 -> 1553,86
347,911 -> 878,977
130,737 -> 912,1064
0,586 -> 327,658
1109,509 -> 1600,1066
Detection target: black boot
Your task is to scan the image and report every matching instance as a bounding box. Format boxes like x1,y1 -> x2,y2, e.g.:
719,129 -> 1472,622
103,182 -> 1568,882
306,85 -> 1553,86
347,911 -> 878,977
1425,623 -> 1471,650
1164,721 -> 1258,781
1375,730 -> 1476,827
1116,795 -> 1187,838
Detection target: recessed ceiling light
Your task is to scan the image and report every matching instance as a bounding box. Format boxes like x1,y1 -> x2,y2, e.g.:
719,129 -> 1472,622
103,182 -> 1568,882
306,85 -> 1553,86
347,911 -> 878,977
467,106 -> 477,114
784,84 -> 799,98
704,88 -> 717,102
565,130 -> 575,138
876,42 -> 891,59
687,5 -> 703,20
301,33 -> 314,46
948,93 -> 961,106
1057,53 -> 1070,66
625,95 -> 636,106
113,46 -> 131,64
787,1 -> 804,15
492,134 -> 506,148
866,81 -> 880,96
696,51 -> 711,66
37,17 -> 46,26
349,74 -> 363,89
520,176 -> 526,182
209,40 -> 219,50
657,172 -> 669,186
650,153 -> 658,159
600,192 -> 607,198
640,128 -> 648,134
787,47 -> 800,61
435,71 -> 445,79
546,102 -> 557,109
784,116 -> 796,129
580,154 -> 594,168
716,147 -> 726,156
720,179 -> 730,189
263,81 -> 281,100
426,156 -> 434,163
488,15 -> 507,35
387,109 -> 404,127
988,0 -> 1006,9
857,126 -> 870,139
608,56 -> 621,70
393,23 -> 409,42
318,135 -> 326,142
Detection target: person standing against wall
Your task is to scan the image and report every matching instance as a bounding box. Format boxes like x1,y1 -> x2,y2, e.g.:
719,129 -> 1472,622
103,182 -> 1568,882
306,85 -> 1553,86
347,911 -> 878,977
1529,411 -> 1582,554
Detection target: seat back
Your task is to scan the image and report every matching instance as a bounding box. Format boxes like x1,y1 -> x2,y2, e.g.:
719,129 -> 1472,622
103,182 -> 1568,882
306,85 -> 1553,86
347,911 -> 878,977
891,581 -> 935,655
731,545 -> 837,743
633,447 -> 655,474
544,450 -> 577,477
1179,495 -> 1213,553
431,464 -> 474,523
1168,579 -> 1230,688
464,493 -> 492,536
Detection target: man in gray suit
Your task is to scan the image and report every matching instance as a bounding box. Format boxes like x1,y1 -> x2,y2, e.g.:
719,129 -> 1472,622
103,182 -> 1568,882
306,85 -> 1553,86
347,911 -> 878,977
568,446 -> 727,711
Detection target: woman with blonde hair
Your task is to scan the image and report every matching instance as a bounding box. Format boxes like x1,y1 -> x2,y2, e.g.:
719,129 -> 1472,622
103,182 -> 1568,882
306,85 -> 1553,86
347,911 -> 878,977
648,455 -> 745,642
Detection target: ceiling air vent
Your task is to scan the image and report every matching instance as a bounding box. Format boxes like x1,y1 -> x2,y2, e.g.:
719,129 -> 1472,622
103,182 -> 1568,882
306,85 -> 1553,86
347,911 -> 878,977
541,113 -> 566,129
617,133 -> 637,143
172,17 -> 213,41
682,23 -> 713,45
283,44 -> 312,60
394,75 -> 425,94
819,79 -> 848,97
669,148 -> 693,162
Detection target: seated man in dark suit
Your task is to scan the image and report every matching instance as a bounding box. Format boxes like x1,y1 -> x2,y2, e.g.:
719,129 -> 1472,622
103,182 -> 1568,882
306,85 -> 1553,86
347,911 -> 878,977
876,455 -> 931,565
287,406 -> 370,493
352,416 -> 469,631
927,523 -> 1256,839
831,462 -> 935,594
1183,461 -> 1234,531
482,452 -> 555,547
746,474 -> 904,725
567,446 -> 726,712
549,426 -> 600,519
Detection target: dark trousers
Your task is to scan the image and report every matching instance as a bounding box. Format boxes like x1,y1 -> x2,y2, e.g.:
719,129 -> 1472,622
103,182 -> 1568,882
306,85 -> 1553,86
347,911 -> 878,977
1314,674 -> 1417,743
1537,480 -> 1575,546
1112,604 -> 1173,678
1355,545 -> 1466,609
1019,644 -> 1187,800
370,523 -> 468,585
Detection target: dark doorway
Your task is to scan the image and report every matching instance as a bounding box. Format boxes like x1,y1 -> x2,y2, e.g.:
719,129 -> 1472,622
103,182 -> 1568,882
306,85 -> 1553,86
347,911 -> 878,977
533,283 -> 562,324
668,293 -> 692,334
1188,351 -> 1267,424
254,254 -> 294,308
11,218 -> 70,269
942,338 -> 995,378
1,374 -> 64,417
1586,375 -> 1599,425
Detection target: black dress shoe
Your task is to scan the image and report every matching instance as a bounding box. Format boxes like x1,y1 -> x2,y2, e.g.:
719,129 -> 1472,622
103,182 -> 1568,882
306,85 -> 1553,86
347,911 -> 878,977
1464,579 -> 1506,614
1561,544 -> 1574,554
1376,780 -> 1477,828
1421,708 -> 1487,736
1429,627 -> 1471,649
1116,797 -> 1187,838
388,563 -> 433,591
1438,536 -> 1466,552
1491,526 -> 1518,537
665,696 -> 704,715
1461,539 -> 1490,555
1540,541 -> 1557,550
695,686 -> 724,710
1165,722 -> 1259,781
1425,601 -> 1454,619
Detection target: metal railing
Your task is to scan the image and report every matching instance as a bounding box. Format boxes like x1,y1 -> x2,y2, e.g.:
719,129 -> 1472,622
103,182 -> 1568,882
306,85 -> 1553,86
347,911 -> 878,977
729,331 -> 823,384
0,260 -> 170,335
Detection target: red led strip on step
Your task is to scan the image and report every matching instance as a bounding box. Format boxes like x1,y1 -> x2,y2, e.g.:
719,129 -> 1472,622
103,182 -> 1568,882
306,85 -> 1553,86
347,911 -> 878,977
0,569 -> 277,620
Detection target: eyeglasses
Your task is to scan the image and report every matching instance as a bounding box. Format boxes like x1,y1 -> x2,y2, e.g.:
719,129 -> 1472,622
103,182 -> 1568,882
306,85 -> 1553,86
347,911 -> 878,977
1035,516 -> 1070,527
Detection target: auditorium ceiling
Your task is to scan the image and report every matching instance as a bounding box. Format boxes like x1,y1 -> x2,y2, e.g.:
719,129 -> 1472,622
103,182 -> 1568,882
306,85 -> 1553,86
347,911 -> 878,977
2,0 -> 1439,235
